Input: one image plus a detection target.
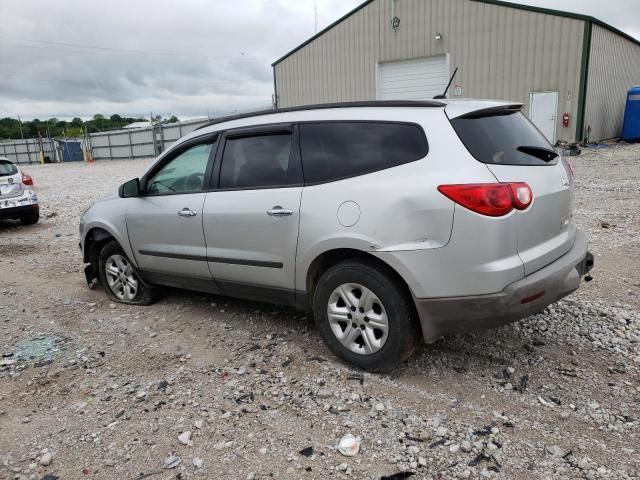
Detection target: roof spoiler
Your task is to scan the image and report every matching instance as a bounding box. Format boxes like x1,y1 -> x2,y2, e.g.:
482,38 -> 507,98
456,104 -> 523,119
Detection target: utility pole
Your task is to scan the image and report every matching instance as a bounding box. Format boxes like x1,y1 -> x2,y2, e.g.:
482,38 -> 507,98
17,114 -> 24,139
314,0 -> 318,33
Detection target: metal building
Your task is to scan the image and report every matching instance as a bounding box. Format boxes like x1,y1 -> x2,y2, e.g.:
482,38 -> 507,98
272,0 -> 640,143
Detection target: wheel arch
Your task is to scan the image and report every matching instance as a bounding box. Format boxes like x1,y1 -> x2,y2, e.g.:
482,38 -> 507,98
304,248 -> 420,330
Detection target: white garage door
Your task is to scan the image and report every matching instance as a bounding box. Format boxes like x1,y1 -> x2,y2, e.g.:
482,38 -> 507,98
377,55 -> 449,101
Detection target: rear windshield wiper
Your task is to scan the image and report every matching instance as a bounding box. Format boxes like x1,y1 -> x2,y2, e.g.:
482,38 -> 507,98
516,145 -> 558,162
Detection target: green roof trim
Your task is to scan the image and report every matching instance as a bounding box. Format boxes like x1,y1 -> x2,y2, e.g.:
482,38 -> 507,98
576,21 -> 593,143
272,0 -> 640,67
272,0 -> 375,67
471,0 -> 640,47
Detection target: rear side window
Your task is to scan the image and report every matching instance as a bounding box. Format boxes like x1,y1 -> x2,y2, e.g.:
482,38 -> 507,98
450,111 -> 558,166
220,134 -> 293,189
299,122 -> 428,184
0,161 -> 18,177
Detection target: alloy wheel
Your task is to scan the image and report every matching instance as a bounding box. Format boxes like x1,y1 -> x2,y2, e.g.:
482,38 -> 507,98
327,283 -> 389,355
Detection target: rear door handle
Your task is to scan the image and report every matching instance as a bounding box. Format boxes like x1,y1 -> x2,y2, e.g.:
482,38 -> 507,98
267,206 -> 293,217
178,208 -> 198,217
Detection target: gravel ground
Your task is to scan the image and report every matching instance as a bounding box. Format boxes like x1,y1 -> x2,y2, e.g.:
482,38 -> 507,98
1,145 -> 639,480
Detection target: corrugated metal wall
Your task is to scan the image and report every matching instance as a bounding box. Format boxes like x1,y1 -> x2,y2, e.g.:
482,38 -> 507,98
275,0 -> 585,142
584,24 -> 640,142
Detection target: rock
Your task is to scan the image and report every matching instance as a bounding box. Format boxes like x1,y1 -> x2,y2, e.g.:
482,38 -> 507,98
546,445 -> 564,457
39,452 -> 53,466
259,447 -> 267,455
435,426 -> 448,437
178,431 -> 192,446
337,463 -> 348,471
461,440 -> 472,453
164,452 -> 181,469
194,419 -> 204,429
136,391 -> 147,400
192,457 -> 203,468
316,388 -> 332,399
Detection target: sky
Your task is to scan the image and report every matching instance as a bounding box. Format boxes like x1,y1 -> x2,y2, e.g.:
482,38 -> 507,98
0,0 -> 638,121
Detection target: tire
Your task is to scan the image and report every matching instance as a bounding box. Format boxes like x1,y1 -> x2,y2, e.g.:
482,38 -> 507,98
313,258 -> 419,372
20,207 -> 39,225
97,240 -> 159,305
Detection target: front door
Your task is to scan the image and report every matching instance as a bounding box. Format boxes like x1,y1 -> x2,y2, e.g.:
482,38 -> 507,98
202,125 -> 302,303
126,135 -> 218,280
529,91 -> 558,143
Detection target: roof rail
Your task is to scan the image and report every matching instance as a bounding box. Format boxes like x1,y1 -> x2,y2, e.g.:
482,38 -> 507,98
195,100 -> 445,131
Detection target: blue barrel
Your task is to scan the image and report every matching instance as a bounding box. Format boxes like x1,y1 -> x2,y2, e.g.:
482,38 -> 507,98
621,85 -> 640,142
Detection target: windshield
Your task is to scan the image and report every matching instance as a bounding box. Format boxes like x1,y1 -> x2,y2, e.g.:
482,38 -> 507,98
450,111 -> 558,166
0,160 -> 18,177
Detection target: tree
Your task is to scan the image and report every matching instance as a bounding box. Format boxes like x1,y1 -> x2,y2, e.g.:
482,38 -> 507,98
110,114 -> 123,123
167,115 -> 179,123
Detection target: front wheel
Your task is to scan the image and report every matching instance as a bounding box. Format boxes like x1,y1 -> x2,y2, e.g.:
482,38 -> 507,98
97,240 -> 158,305
313,259 -> 419,371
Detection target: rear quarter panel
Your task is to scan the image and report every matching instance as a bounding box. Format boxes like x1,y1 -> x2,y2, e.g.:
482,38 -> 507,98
296,108 -> 499,295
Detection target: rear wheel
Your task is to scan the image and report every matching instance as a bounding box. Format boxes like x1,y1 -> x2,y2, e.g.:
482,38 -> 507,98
20,207 -> 39,225
98,240 -> 158,305
313,259 -> 419,371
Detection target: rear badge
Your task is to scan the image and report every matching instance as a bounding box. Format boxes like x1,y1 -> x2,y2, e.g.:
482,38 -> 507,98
8,178 -> 13,184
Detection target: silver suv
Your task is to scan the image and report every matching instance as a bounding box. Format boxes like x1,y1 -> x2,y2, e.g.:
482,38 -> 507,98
80,100 -> 593,370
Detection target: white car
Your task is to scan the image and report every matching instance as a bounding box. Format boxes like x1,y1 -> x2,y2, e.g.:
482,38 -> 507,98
0,157 -> 39,225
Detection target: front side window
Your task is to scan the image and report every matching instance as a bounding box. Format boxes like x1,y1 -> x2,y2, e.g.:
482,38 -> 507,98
299,122 -> 428,184
146,140 -> 215,194
219,134 -> 292,189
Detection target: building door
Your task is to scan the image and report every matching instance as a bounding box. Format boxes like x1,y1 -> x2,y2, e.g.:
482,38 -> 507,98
377,55 -> 449,100
529,91 -> 558,143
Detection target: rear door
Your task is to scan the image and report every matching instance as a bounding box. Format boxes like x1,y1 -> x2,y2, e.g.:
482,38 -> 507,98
449,108 -> 574,275
202,124 -> 302,303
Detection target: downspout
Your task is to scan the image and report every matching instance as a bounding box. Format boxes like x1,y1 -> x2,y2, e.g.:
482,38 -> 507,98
576,20 -> 592,144
273,66 -> 279,109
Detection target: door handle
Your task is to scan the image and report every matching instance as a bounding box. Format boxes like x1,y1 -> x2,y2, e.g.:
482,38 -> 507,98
267,206 -> 293,217
178,208 -> 198,217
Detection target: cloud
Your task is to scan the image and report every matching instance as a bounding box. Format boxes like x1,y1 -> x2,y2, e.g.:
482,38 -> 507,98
0,0 -> 361,120
0,0 -> 637,120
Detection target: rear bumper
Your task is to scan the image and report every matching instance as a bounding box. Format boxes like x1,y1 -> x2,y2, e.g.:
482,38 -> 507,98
0,204 -> 39,219
415,230 -> 593,343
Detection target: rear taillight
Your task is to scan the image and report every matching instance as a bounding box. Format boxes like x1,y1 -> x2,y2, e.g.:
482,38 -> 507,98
22,173 -> 33,186
437,183 -> 532,217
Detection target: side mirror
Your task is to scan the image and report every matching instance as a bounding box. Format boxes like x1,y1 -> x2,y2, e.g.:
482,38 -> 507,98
119,178 -> 140,198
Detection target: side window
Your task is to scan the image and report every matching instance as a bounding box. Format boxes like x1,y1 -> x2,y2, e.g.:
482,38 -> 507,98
147,140 -> 215,194
219,133 -> 292,189
299,122 -> 428,184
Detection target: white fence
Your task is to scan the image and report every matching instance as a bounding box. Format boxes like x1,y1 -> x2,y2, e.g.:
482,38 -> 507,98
88,118 -> 210,161
1,107 -> 273,164
0,138 -> 57,164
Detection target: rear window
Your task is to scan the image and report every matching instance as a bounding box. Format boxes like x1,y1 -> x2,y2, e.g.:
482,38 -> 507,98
0,161 -> 18,177
299,122 -> 428,184
450,111 -> 558,166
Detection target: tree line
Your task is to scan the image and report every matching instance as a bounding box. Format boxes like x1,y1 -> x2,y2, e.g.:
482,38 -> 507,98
0,114 -> 180,140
